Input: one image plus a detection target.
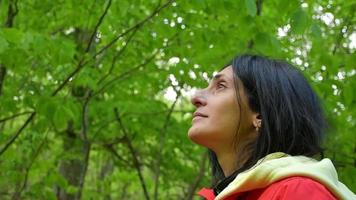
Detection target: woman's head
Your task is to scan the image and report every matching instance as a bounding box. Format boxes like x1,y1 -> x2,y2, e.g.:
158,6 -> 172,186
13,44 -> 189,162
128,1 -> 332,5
188,54 -> 326,183
188,66 -> 259,155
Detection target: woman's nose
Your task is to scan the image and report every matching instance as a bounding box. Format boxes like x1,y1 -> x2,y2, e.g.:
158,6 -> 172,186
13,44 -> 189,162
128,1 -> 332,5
191,89 -> 207,107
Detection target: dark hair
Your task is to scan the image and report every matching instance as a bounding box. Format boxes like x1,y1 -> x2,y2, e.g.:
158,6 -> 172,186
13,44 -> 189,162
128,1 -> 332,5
210,54 -> 327,194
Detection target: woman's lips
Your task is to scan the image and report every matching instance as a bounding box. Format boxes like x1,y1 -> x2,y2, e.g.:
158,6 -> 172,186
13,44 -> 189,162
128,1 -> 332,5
192,111 -> 208,122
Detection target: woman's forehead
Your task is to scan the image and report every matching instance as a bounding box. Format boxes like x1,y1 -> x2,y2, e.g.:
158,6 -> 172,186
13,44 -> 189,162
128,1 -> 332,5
213,66 -> 234,81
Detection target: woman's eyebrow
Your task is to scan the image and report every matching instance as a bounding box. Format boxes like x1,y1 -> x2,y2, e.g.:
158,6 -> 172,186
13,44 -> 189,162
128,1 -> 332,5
212,74 -> 229,82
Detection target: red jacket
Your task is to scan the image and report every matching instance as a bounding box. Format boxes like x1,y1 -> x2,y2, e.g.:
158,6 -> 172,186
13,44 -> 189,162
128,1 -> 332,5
198,176 -> 337,200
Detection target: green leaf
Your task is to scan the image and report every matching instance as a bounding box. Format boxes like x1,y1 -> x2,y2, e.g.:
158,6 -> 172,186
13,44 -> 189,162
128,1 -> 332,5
254,32 -> 281,57
0,36 -> 9,54
245,0 -> 257,17
1,28 -> 23,43
66,185 -> 78,194
310,23 -> 322,39
54,103 -> 73,130
290,8 -> 309,34
37,97 -> 57,120
343,83 -> 354,106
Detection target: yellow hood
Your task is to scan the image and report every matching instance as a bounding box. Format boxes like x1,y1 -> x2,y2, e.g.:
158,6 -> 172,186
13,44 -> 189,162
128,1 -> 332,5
216,152 -> 356,200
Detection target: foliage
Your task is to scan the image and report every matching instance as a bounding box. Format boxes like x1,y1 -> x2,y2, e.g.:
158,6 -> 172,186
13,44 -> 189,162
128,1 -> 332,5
0,0 -> 355,199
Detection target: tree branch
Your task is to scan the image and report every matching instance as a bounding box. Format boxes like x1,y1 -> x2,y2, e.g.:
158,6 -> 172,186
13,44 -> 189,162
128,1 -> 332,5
80,90 -> 92,141
51,58 -> 87,96
51,0 -> 112,96
113,108 -> 150,200
101,136 -> 126,147
0,111 -> 33,124
247,0 -> 263,49
51,0 -> 175,96
153,87 -> 182,200
5,0 -> 18,27
332,13 -> 353,55
185,152 -> 208,200
76,90 -> 92,200
256,0 -> 263,16
97,27 -> 139,85
94,0 -> 175,57
0,65 -> 6,96
93,32 -> 178,97
93,50 -> 159,96
1,0 -> 19,96
104,144 -> 131,167
85,0 -> 112,52
0,112 -> 36,158
11,135 -> 47,200
91,119 -> 116,140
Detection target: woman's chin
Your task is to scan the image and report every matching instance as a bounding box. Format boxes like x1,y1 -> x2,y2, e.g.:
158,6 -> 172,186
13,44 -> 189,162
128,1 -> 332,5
188,128 -> 209,147
188,128 -> 201,142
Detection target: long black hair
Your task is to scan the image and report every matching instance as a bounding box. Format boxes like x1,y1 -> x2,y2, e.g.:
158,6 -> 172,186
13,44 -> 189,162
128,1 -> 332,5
210,54 -> 327,194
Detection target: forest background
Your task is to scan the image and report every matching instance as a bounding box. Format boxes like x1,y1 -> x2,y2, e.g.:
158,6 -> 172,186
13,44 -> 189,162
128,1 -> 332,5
0,0 -> 355,199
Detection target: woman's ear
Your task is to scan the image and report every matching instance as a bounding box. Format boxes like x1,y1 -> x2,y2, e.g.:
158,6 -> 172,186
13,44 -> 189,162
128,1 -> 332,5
252,113 -> 262,131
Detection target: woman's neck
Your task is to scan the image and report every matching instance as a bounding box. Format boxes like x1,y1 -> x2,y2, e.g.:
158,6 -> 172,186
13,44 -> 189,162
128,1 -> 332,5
215,142 -> 252,177
216,151 -> 238,177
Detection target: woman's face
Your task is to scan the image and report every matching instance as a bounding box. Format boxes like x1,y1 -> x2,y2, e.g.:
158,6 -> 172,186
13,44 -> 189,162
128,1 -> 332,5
188,66 -> 255,152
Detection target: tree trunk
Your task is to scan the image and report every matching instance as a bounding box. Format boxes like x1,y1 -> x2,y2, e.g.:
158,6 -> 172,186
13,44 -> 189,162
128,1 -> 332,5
57,122 -> 91,200
56,25 -> 95,200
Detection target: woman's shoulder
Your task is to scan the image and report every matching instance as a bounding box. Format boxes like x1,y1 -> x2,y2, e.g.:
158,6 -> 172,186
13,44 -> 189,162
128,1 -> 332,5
246,176 -> 338,200
197,176 -> 341,200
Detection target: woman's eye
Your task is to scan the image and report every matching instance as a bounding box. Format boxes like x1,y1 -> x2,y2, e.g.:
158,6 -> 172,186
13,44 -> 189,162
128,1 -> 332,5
217,82 -> 226,89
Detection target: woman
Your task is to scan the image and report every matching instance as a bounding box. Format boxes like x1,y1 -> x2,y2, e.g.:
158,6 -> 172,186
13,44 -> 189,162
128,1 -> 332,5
188,55 -> 355,200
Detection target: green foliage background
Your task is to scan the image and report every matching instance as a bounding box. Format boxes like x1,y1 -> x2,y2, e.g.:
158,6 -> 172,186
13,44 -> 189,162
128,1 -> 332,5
0,0 -> 355,199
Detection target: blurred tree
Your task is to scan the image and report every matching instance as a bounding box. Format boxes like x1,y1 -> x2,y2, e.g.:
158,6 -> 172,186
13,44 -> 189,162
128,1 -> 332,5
0,0 -> 355,199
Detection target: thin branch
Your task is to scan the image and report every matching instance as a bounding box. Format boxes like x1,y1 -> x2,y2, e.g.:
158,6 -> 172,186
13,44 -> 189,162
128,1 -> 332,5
51,0 -> 112,96
97,27 -> 139,85
332,13 -> 353,55
185,152 -> 208,200
120,183 -> 130,200
0,112 -> 36,158
85,0 -> 112,52
0,65 -> 6,96
51,0 -> 174,96
76,90 -> 92,200
1,0 -> 19,96
153,87 -> 182,200
5,0 -> 19,27
114,108 -> 150,200
256,0 -> 263,16
51,58 -> 87,96
94,0 -> 175,57
247,0 -> 263,49
80,90 -> 92,141
91,109 -> 191,142
94,32 -> 178,97
101,136 -> 126,147
93,50 -> 158,96
91,119 -> 116,140
11,135 -> 47,200
75,142 -> 91,200
0,111 -> 33,124
104,144 -> 131,167
109,28 -> 138,72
